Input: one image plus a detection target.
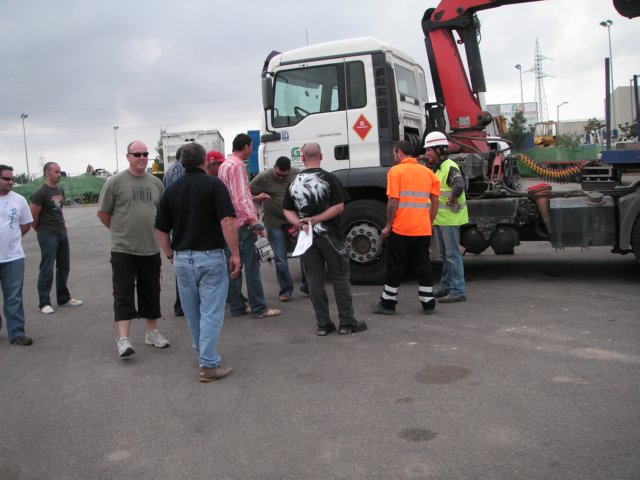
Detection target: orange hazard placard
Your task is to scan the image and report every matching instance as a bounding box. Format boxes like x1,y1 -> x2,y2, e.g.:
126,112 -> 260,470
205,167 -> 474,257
352,114 -> 372,140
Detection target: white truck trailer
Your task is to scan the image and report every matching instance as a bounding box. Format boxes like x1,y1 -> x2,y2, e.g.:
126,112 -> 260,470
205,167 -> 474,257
161,130 -> 225,168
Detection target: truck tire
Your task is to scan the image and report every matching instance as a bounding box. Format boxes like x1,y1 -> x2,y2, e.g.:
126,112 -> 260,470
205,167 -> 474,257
343,199 -> 387,285
632,214 -> 640,263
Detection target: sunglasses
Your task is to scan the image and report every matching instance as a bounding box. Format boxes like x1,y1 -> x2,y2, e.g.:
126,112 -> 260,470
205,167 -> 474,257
0,176 -> 14,181
128,152 -> 149,158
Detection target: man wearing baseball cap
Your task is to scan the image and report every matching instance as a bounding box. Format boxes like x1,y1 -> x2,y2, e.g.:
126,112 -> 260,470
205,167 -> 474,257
205,150 -> 225,177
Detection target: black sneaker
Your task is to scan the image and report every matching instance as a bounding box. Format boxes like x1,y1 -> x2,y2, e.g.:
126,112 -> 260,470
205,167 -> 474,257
317,322 -> 337,336
423,300 -> 436,315
438,294 -> 466,303
369,301 -> 395,315
10,336 -> 33,346
339,320 -> 368,335
433,290 -> 449,298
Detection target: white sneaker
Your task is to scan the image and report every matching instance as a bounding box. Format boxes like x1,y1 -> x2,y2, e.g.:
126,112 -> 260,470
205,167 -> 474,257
61,298 -> 83,307
145,329 -> 170,348
40,305 -> 55,314
117,337 -> 135,358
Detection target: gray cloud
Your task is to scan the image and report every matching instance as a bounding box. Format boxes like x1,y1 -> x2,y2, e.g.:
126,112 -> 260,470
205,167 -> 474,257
0,0 -> 636,175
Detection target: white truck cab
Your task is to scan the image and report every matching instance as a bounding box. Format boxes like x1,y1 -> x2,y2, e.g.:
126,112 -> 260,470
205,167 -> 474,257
260,37 -> 429,283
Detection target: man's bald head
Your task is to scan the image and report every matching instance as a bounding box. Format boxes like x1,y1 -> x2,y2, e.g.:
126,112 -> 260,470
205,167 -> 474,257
301,142 -> 322,167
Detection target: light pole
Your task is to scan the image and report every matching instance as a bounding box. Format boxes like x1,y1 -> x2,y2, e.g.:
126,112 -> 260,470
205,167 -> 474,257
113,126 -> 119,173
20,114 -> 30,179
556,101 -> 568,137
515,64 -> 524,105
600,19 -> 616,133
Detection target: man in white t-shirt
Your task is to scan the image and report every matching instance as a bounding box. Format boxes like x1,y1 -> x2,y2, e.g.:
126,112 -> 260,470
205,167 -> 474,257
0,165 -> 33,346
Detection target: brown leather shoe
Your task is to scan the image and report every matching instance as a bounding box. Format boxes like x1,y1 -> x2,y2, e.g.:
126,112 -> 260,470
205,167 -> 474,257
255,307 -> 282,318
199,365 -> 234,382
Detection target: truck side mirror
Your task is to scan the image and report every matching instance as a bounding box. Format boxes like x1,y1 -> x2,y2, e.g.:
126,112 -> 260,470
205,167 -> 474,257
262,77 -> 274,111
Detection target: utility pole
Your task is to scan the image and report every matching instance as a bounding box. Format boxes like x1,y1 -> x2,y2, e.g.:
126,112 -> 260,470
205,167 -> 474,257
515,64 -> 524,105
557,101 -> 568,136
20,114 -> 30,179
113,126 -> 119,173
600,20 -> 616,133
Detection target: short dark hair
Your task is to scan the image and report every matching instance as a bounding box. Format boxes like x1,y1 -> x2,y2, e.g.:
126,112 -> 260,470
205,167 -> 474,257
43,162 -> 57,174
180,142 -> 206,168
274,156 -> 291,171
395,140 -> 415,156
175,146 -> 183,162
232,133 -> 252,152
0,165 -> 13,174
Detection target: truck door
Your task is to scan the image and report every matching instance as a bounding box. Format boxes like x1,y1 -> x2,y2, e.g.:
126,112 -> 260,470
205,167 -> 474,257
265,59 -> 349,172
343,55 -> 380,170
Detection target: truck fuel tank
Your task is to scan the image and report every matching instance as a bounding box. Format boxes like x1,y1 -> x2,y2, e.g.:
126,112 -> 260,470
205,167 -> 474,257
549,193 -> 615,248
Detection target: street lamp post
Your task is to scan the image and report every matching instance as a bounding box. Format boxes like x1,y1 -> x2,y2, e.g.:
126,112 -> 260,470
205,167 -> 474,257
113,126 -> 119,173
515,64 -> 524,105
20,114 -> 30,179
557,101 -> 568,137
600,19 -> 616,133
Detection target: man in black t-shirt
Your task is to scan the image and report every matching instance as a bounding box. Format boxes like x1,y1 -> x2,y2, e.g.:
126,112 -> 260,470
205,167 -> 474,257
283,143 -> 366,337
30,162 -> 83,314
155,142 -> 241,383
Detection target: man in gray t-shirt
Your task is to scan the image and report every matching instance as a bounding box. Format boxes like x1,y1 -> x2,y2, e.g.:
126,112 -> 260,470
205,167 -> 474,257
30,162 -> 82,314
250,156 -> 304,301
97,140 -> 170,359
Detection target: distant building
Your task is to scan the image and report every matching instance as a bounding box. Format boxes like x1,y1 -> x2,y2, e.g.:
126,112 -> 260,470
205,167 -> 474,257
608,86 -> 637,128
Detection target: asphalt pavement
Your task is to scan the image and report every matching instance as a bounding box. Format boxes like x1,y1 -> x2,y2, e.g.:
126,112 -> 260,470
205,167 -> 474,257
1,205 -> 639,480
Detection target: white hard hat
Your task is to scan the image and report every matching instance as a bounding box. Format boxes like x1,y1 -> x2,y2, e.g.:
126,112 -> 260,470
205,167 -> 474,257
424,131 -> 449,148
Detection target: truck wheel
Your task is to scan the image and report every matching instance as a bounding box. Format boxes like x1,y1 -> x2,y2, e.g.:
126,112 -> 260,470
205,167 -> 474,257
632,215 -> 640,263
343,199 -> 387,284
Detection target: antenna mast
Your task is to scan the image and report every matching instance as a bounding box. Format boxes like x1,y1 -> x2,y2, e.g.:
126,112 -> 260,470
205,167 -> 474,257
528,39 -> 552,122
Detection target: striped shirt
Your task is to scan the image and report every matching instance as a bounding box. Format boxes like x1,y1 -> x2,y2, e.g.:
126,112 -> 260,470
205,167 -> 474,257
217,153 -> 257,228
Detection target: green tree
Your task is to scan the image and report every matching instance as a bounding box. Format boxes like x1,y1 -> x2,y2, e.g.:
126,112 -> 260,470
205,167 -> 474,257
583,118 -> 604,133
155,129 -> 166,172
503,110 -> 528,150
556,133 -> 581,148
14,172 -> 31,184
617,120 -> 637,138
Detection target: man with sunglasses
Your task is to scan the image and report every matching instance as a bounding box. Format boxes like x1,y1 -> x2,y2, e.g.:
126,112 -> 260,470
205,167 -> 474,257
249,156 -> 301,302
0,165 -> 33,346
97,141 -> 170,358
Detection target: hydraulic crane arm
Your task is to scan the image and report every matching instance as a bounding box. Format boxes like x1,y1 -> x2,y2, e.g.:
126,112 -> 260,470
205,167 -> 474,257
421,0 -> 636,155
421,0 -> 542,154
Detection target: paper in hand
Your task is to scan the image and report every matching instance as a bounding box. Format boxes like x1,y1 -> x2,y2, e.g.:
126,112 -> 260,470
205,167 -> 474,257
292,223 -> 313,257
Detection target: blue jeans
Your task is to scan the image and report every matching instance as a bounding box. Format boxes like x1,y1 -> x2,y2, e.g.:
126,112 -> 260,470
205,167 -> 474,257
434,225 -> 465,296
0,258 -> 27,342
267,227 -> 293,297
226,225 -> 267,317
174,250 -> 228,368
37,233 -> 71,308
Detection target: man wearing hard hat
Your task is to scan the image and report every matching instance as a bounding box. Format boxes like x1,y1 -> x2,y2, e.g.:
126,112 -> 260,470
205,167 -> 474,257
424,131 -> 468,303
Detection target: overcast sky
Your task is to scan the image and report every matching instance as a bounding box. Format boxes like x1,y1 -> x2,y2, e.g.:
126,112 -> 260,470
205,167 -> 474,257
0,0 -> 637,176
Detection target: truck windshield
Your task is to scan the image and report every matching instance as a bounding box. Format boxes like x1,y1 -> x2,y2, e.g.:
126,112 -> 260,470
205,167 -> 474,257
272,61 -> 367,127
272,64 -> 342,127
